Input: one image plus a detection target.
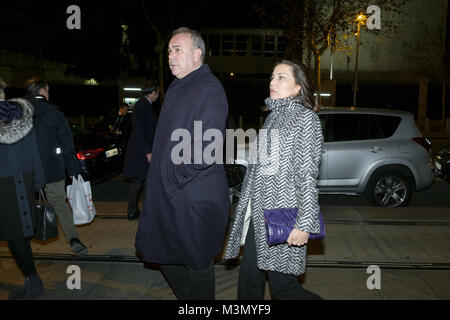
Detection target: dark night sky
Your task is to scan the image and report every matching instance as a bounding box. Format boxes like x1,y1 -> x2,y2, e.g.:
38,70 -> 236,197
0,0 -> 261,79
3,1 -> 446,118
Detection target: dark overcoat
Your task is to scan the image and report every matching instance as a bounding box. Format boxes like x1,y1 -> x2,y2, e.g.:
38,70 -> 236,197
135,65 -> 230,269
25,95 -> 80,184
0,99 -> 45,241
123,98 -> 157,180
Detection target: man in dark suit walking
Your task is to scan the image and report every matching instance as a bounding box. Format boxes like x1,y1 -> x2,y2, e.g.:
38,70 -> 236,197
123,83 -> 159,220
25,79 -> 88,255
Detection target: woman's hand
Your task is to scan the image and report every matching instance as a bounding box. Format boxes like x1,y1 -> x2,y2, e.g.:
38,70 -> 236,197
287,229 -> 309,247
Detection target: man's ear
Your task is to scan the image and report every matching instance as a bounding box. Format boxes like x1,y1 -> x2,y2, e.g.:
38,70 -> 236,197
193,48 -> 202,63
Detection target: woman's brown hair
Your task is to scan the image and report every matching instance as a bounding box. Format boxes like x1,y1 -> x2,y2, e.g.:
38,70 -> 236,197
275,60 -> 319,112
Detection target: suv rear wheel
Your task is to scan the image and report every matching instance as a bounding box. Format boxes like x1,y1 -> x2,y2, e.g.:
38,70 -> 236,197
367,170 -> 412,207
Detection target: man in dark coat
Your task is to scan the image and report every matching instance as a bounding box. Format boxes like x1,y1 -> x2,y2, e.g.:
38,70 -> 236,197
110,103 -> 131,144
135,27 -> 230,300
122,83 -> 159,220
25,80 -> 88,255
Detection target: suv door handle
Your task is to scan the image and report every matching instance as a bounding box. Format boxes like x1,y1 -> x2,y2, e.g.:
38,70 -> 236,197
369,146 -> 384,153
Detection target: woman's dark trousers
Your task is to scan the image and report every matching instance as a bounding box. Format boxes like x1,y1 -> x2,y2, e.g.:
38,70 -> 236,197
237,220 -> 322,300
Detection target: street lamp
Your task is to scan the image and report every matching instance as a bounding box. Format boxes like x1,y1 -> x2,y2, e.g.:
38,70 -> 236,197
353,13 -> 367,108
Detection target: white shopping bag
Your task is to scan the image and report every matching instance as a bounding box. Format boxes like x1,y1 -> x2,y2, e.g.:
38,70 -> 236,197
66,175 -> 96,225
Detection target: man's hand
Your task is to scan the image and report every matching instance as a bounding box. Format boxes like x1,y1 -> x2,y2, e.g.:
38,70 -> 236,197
287,229 -> 309,247
146,153 -> 152,163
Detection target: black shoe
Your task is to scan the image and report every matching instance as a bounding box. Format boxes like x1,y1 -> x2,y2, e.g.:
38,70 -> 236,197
9,274 -> 44,300
127,211 -> 140,221
70,238 -> 88,256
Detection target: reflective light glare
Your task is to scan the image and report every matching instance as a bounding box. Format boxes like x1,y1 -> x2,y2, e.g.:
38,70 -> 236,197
123,88 -> 142,91
314,93 -> 332,97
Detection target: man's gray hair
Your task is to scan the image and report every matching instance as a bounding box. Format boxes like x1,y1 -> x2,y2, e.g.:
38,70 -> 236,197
172,27 -> 205,62
0,77 -> 6,95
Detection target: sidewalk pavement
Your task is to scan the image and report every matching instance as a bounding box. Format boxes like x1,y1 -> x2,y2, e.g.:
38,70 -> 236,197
0,203 -> 449,300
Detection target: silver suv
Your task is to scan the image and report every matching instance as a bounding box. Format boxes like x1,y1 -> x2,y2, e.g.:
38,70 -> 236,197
317,107 -> 435,207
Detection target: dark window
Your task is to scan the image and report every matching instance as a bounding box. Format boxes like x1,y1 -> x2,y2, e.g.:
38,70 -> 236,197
319,115 -> 329,142
208,34 -> 220,56
329,114 -> 369,142
375,115 -> 401,138
328,114 -> 401,142
235,35 -> 247,56
264,36 -> 275,57
222,35 -> 234,56
277,36 -> 288,56
252,36 -> 263,56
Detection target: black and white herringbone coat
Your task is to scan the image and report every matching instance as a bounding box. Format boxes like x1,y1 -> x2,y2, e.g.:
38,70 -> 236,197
224,97 -> 323,276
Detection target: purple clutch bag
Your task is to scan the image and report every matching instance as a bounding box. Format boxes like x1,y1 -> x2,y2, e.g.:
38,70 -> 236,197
263,208 -> 325,246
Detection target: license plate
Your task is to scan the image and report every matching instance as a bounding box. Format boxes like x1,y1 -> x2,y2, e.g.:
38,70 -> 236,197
435,162 -> 442,171
106,148 -> 119,158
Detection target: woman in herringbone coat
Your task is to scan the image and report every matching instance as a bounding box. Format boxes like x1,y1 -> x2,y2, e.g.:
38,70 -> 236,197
225,60 -> 324,300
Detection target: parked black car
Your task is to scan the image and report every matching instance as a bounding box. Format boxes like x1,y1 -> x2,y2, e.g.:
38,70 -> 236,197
434,145 -> 450,182
71,125 -> 125,184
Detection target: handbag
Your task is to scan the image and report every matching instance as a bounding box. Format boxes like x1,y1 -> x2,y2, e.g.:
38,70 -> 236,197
66,175 -> 96,225
263,208 -> 325,246
34,189 -> 59,241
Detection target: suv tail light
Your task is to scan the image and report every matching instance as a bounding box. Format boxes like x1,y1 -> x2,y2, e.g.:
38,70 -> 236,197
412,137 -> 431,154
77,148 -> 105,160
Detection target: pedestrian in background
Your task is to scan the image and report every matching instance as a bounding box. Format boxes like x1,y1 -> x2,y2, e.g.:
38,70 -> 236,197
110,103 -> 131,137
96,103 -> 131,143
25,79 -> 88,256
122,82 -> 159,220
0,96 -> 45,300
225,60 -> 324,300
135,27 -> 230,300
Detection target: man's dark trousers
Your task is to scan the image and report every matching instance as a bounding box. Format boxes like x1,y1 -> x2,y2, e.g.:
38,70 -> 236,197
127,179 -> 146,219
160,261 -> 215,300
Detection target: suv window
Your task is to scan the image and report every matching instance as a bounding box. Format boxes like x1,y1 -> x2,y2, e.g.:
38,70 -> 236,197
328,114 -> 370,142
319,113 -> 402,142
376,115 -> 401,138
319,115 -> 329,142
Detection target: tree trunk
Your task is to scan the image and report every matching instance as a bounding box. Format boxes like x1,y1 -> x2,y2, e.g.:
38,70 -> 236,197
315,52 -> 322,105
142,0 -> 165,104
442,78 -> 446,125
155,43 -> 165,104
